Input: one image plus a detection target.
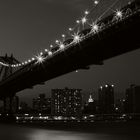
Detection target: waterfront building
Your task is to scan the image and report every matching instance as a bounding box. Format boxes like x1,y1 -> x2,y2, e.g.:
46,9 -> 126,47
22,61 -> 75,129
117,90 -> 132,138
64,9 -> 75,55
51,87 -> 82,118
98,84 -> 114,114
125,85 -> 140,113
33,94 -> 51,114
83,94 -> 96,115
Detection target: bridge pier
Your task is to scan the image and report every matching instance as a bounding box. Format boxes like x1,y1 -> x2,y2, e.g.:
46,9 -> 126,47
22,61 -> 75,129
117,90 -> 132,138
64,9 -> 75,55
3,97 -> 13,114
1,96 -> 19,122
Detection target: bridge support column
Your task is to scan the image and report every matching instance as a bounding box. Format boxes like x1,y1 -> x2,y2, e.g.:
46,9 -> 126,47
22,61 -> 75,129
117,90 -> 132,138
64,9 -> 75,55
3,98 -> 6,113
3,96 -> 19,114
1,96 -> 18,122
3,97 -> 13,114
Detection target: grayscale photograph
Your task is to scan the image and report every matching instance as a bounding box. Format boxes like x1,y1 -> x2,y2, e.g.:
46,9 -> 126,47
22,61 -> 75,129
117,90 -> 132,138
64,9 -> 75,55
0,0 -> 140,140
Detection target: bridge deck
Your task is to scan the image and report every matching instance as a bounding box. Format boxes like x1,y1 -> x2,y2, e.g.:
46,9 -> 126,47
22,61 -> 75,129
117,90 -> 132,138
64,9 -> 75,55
0,1 -> 140,98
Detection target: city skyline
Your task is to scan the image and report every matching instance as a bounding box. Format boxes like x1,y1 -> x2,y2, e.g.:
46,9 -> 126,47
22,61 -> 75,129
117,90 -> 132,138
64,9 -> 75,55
1,85 -> 140,116
0,0 -> 140,103
0,1 -> 140,139
14,84 -> 140,107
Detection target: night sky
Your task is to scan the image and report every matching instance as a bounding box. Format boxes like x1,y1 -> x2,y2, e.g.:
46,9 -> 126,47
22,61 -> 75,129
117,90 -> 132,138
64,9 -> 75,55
0,0 -> 140,104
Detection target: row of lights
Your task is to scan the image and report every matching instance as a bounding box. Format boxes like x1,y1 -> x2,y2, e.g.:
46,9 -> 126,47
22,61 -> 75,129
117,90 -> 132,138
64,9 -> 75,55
100,84 -> 114,89
0,0 -> 125,69
0,0 -> 101,68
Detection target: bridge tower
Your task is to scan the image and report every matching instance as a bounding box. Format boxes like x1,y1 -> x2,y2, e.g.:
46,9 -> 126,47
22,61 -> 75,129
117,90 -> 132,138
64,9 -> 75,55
0,54 -> 20,81
0,54 -> 20,119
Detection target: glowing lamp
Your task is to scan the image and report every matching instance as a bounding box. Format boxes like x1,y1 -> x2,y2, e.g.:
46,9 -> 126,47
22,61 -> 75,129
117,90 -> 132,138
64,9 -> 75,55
85,10 -> 89,15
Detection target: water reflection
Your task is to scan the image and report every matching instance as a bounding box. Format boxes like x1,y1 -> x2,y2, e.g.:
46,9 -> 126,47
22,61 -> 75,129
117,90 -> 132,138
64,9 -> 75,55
0,124 -> 94,140
0,124 -> 139,140
28,129 -> 94,140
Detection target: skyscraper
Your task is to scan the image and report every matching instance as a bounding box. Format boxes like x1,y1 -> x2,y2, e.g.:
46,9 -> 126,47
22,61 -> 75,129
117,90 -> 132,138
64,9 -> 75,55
51,87 -> 82,118
98,84 -> 114,114
125,85 -> 140,113
33,94 -> 51,114
83,94 -> 96,115
115,99 -> 126,114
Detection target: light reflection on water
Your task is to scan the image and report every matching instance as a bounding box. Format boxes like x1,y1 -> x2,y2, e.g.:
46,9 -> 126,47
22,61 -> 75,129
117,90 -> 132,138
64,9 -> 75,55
29,130 -> 94,140
0,124 -> 94,140
0,124 -> 139,140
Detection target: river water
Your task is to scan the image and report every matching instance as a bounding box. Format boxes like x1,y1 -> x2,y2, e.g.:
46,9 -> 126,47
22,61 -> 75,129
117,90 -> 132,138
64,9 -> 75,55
0,122 -> 140,140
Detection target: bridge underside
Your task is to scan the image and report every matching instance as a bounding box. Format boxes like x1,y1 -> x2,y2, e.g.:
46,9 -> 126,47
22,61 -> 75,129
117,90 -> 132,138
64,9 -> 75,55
0,11 -> 140,99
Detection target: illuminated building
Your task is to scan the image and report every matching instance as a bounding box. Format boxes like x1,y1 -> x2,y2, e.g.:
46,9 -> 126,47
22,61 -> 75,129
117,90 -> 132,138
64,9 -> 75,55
115,99 -> 126,114
51,88 -> 82,117
33,94 -> 51,114
83,94 -> 96,115
98,84 -> 114,114
125,85 -> 140,113
19,102 -> 30,113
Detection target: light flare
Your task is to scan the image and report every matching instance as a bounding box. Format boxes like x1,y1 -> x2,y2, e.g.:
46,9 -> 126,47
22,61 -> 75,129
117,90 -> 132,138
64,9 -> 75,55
59,42 -> 65,49
48,51 -> 53,56
81,17 -> 87,25
36,55 -> 45,64
90,22 -> 99,33
94,0 -> 99,5
72,32 -> 82,43
85,10 -> 89,15
115,10 -> 123,19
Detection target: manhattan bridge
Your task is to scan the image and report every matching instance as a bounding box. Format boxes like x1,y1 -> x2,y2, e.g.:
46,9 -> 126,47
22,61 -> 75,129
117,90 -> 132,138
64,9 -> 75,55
0,0 -> 140,114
